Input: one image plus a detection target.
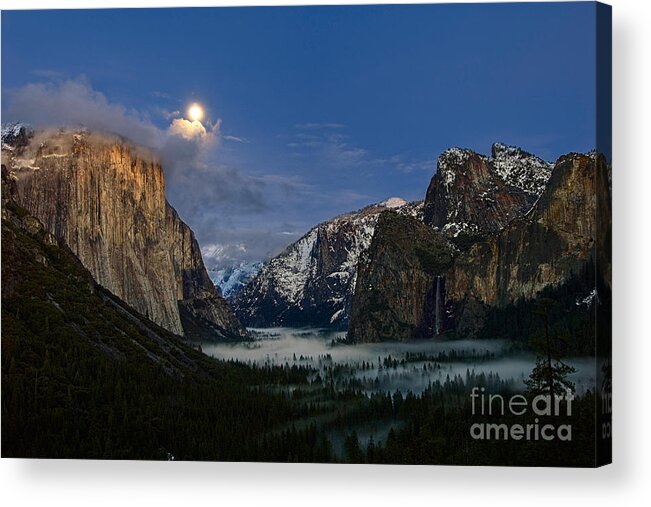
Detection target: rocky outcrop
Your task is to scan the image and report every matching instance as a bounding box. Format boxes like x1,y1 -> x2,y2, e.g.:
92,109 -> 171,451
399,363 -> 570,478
422,145 -> 551,241
233,198 -> 423,328
1,175 -> 245,388
347,147 -> 607,342
490,143 -> 553,198
347,211 -> 455,343
445,153 -> 609,335
166,205 -> 248,340
1,122 -> 33,150
1,128 -> 246,340
234,143 -> 561,339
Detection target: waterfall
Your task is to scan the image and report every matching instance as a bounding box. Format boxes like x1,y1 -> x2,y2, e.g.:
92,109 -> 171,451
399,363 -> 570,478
435,275 -> 442,335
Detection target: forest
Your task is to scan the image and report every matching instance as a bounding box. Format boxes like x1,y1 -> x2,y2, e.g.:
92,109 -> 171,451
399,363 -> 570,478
1,199 -> 606,466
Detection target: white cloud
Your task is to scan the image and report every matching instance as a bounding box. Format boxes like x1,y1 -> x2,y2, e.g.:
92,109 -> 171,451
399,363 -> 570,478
287,124 -> 439,176
161,109 -> 181,120
2,79 -> 434,269
223,135 -> 248,143
389,156 -> 438,174
168,118 -> 208,140
295,122 -> 347,130
3,77 -> 164,148
1,77 -> 289,263
288,129 -> 370,168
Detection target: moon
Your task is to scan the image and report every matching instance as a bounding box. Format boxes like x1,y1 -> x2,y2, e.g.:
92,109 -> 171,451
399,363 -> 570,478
188,103 -> 204,122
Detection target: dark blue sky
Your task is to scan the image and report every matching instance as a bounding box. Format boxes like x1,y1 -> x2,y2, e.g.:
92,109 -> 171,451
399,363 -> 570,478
2,3 -> 598,268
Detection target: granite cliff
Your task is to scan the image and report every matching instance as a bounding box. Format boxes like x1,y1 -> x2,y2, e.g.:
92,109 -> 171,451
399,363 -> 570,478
233,198 -> 423,328
445,152 -> 610,336
422,144 -> 551,242
1,126 -> 246,340
346,211 -> 455,342
348,146 -> 607,343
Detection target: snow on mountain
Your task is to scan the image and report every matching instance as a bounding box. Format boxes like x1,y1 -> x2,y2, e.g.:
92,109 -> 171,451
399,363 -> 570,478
232,198 -> 423,328
437,147 -> 481,191
209,261 -> 262,299
1,123 -> 33,151
1,123 -> 27,142
490,143 -> 553,197
424,146 -> 529,238
380,196 -> 408,208
232,144 -> 552,328
423,143 -> 553,239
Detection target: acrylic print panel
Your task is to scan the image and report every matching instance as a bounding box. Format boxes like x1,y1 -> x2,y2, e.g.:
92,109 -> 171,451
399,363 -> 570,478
0,2 -> 611,466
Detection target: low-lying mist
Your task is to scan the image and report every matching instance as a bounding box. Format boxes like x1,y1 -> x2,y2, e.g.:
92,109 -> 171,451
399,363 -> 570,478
198,328 -> 597,396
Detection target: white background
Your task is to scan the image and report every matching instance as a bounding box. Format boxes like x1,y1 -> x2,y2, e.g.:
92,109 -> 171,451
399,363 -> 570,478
0,0 -> 649,505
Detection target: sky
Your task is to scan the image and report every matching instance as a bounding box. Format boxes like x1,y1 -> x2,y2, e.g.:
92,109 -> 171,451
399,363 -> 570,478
1,3 -> 598,269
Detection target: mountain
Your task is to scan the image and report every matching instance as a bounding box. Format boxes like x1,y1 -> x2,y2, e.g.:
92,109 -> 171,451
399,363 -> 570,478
346,211 -> 455,342
422,143 -> 551,242
445,152 -> 610,336
234,143 -> 555,332
1,127 -> 246,341
490,142 -> 553,197
234,142 -> 555,334
1,171 -> 219,376
0,181 -> 328,459
208,261 -> 262,299
348,150 -> 609,343
232,198 -> 423,328
1,122 -> 33,149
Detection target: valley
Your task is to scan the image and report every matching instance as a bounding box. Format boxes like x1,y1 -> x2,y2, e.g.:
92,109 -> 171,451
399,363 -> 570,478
197,327 -> 598,397
1,124 -> 610,465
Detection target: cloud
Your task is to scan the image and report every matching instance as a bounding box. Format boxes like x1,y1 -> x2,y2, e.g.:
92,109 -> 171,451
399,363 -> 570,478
168,118 -> 209,140
389,156 -> 438,174
295,122 -> 347,130
3,77 -> 164,148
2,77 -> 308,267
2,79 -> 436,270
288,129 -> 370,169
160,108 -> 181,120
223,135 -> 249,143
152,90 -> 173,100
287,123 -> 440,177
199,226 -> 304,269
168,117 -> 223,144
30,69 -> 66,80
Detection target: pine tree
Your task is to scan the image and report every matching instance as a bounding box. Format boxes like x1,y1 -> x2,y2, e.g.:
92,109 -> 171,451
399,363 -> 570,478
526,298 -> 576,402
345,431 -> 363,463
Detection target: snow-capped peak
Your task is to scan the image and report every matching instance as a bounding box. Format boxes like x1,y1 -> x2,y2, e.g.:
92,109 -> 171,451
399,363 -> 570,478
490,142 -> 553,196
209,261 -> 262,299
379,197 -> 408,209
436,147 -> 485,190
233,197 -> 425,328
438,147 -> 476,168
1,122 -> 33,149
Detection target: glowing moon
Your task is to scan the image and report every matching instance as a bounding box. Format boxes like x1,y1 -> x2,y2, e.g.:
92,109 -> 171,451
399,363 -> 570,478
188,103 -> 204,122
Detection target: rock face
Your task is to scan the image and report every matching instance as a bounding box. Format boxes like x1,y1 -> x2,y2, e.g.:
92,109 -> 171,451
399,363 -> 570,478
347,146 -> 607,343
347,211 -> 455,343
166,205 -> 247,340
233,198 -> 423,328
422,145 -> 551,240
234,143 -> 559,338
445,153 -> 609,335
1,122 -> 33,150
1,176 -> 214,375
1,128 -> 246,340
490,143 -> 553,198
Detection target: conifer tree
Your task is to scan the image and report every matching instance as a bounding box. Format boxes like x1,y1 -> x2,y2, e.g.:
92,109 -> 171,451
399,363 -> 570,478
525,298 -> 576,403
